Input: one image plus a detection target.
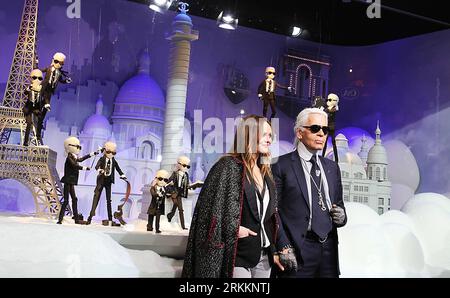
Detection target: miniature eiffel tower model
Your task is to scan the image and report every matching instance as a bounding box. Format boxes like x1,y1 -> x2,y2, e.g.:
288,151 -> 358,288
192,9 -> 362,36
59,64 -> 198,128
0,0 -> 65,218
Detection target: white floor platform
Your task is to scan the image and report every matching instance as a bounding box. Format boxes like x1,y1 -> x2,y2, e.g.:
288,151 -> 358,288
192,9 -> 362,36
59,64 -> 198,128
0,212 -> 186,277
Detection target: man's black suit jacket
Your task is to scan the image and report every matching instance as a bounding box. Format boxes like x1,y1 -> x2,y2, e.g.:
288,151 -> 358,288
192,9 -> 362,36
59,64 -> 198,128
95,156 -> 124,184
41,67 -> 70,104
169,171 -> 189,198
257,79 -> 288,101
61,153 -> 91,185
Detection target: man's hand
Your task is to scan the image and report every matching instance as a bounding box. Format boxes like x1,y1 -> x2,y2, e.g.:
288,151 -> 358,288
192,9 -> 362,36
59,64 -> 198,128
83,166 -> 91,171
120,174 -> 127,180
44,104 -> 51,111
238,226 -> 257,238
330,204 -> 345,225
277,247 -> 298,272
98,169 -> 105,175
258,94 -> 263,100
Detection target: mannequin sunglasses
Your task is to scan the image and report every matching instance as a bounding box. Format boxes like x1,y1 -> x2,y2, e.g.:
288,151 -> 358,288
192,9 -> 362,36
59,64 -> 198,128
178,162 -> 190,169
156,177 -> 170,182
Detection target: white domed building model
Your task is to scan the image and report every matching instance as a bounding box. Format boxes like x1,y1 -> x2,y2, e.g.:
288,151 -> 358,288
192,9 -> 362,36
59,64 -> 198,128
327,122 -> 392,215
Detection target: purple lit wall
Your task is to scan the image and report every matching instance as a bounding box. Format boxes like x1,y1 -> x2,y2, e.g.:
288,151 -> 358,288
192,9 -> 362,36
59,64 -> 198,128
0,0 -> 449,199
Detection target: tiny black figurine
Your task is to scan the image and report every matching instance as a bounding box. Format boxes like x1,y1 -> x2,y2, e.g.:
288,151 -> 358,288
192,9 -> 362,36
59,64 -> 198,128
22,69 -> 43,146
322,93 -> 340,163
147,169 -> 172,233
86,141 -> 126,226
257,66 -> 292,120
37,52 -> 72,145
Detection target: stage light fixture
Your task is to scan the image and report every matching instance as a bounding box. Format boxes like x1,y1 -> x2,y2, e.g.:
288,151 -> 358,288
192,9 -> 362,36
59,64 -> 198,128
149,0 -> 174,14
217,11 -> 238,30
291,26 -> 303,37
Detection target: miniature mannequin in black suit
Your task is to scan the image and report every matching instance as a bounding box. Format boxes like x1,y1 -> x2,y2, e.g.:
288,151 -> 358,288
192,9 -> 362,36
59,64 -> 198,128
57,137 -> 100,224
86,141 -> 127,226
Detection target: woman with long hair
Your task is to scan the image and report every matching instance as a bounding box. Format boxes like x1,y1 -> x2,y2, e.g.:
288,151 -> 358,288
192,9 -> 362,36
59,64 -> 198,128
182,114 -> 282,278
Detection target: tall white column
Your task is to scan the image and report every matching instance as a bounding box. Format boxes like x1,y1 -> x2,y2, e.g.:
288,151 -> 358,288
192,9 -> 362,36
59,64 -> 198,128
160,5 -> 199,171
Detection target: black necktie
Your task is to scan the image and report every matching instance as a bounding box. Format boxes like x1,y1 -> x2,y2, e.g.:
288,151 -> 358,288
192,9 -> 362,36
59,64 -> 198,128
310,155 -> 332,239
50,70 -> 56,87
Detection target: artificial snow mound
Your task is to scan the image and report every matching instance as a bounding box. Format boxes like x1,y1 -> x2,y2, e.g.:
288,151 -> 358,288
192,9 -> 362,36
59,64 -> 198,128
338,196 -> 450,277
0,215 -> 181,277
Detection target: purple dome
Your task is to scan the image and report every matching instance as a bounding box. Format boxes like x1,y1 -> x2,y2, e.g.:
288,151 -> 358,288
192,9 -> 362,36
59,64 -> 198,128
114,73 -> 165,108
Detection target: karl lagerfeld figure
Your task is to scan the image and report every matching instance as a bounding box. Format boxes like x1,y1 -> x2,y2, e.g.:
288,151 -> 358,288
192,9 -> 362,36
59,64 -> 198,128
321,93 -> 339,163
86,141 -> 127,226
57,137 -> 100,224
167,156 -> 191,230
257,66 -> 292,120
272,108 -> 347,278
22,69 -> 43,146
37,52 -> 72,145
147,169 -> 172,233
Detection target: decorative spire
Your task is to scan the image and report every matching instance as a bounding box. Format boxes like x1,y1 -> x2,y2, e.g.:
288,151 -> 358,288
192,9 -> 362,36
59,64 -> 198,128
96,94 -> 104,115
375,121 -> 381,144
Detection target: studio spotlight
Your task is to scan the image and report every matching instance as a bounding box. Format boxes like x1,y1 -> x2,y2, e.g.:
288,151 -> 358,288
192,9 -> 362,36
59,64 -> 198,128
149,0 -> 174,14
291,26 -> 302,37
217,11 -> 238,30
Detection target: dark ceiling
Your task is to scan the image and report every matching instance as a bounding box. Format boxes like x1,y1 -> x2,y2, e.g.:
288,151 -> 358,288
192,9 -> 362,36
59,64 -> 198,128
128,0 -> 450,46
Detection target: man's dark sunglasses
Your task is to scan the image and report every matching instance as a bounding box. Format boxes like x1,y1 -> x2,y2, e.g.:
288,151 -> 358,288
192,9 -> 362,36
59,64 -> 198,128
105,150 -> 116,155
303,125 -> 330,135
178,162 -> 190,169
32,76 -> 43,81
266,71 -> 276,75
53,59 -> 64,65
68,144 -> 82,149
156,177 -> 170,182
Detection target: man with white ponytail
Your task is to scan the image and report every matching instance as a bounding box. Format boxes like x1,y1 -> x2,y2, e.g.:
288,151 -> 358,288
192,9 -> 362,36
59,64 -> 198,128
272,108 -> 347,278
